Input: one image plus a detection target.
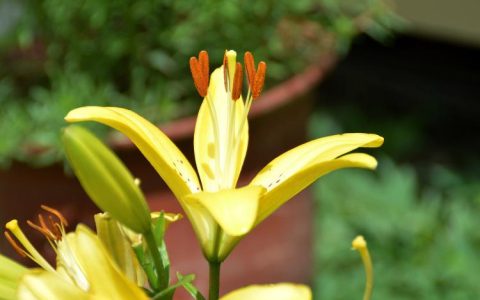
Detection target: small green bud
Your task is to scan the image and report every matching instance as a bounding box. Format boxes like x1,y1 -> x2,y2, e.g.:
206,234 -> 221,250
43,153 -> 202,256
62,125 -> 151,233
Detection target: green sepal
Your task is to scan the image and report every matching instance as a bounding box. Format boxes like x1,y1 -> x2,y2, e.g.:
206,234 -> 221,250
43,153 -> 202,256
132,243 -> 158,291
152,273 -> 196,300
152,212 -> 170,290
177,273 -> 206,300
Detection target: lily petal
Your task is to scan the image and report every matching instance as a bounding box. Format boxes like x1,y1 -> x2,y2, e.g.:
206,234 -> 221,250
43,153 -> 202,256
217,153 -> 378,260
0,254 -> 27,300
220,283 -> 312,300
186,185 -> 265,237
65,106 -> 201,198
256,153 -> 378,224
251,133 -> 383,192
0,254 -> 27,286
194,66 -> 249,192
17,271 -> 89,300
59,225 -> 148,299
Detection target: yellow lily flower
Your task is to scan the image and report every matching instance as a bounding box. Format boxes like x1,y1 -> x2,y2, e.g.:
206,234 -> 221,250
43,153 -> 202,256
4,207 -> 148,299
220,283 -> 311,300
65,50 -> 383,261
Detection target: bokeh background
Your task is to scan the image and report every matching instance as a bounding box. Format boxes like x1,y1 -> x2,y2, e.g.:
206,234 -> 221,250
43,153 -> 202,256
1,0 -> 479,299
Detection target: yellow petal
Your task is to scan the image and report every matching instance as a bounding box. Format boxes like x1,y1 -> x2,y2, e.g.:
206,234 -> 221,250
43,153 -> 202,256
0,254 -> 27,300
217,153 -> 378,260
194,67 -> 249,192
0,253 -> 27,285
251,133 -> 383,192
59,225 -> 148,300
17,270 -> 89,300
186,186 -> 265,237
220,283 -> 312,300
65,106 -> 201,198
94,213 -> 146,286
256,153 -> 378,224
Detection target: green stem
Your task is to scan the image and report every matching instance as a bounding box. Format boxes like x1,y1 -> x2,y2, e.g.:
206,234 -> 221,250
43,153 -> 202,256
144,229 -> 169,291
208,261 -> 221,300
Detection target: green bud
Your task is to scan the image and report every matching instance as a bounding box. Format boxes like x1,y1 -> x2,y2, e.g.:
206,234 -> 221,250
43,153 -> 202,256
62,125 -> 151,233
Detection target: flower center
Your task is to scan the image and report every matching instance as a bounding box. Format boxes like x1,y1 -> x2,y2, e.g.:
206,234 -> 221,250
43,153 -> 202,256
5,205 -> 90,291
190,50 -> 267,190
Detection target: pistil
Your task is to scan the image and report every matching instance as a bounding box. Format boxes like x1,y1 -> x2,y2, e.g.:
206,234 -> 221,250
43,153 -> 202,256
5,220 -> 55,272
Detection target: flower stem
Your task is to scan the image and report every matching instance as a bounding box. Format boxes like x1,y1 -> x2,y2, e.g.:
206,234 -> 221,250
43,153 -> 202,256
144,228 -> 169,291
208,260 -> 221,300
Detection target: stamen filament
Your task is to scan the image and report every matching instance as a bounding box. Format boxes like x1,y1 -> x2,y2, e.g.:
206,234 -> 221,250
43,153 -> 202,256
352,235 -> 373,300
48,215 -> 62,239
5,220 -> 55,272
226,97 -> 237,187
235,89 -> 252,146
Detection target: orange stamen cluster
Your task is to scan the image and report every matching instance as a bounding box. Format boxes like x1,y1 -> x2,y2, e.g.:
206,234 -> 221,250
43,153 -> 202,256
4,205 -> 69,257
189,50 -> 210,97
28,205 -> 69,241
190,50 -> 267,101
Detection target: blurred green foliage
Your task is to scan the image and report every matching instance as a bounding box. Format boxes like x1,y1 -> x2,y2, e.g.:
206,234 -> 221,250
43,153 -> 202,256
0,0 -> 401,167
310,110 -> 480,299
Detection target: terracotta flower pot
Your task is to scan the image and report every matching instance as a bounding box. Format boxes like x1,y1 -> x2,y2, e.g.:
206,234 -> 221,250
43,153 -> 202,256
0,54 -> 337,298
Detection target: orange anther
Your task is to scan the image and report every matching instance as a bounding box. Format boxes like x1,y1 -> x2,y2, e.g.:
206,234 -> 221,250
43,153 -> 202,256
27,220 -> 56,240
190,56 -> 208,97
4,231 -> 27,258
38,214 -> 48,231
223,53 -> 229,91
199,50 -> 209,87
232,62 -> 243,100
244,51 -> 256,87
252,61 -> 266,99
41,205 -> 68,227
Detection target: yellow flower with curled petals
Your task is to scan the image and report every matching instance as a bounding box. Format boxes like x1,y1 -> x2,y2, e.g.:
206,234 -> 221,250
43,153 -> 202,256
65,50 -> 383,261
